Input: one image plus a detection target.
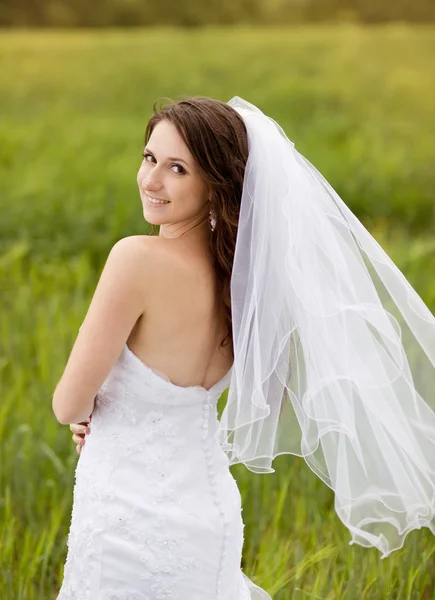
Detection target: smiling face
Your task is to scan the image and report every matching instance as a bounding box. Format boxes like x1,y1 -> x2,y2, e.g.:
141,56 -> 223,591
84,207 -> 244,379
137,119 -> 211,239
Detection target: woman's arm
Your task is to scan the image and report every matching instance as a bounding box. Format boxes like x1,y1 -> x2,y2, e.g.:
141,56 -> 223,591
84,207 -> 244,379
52,236 -> 149,425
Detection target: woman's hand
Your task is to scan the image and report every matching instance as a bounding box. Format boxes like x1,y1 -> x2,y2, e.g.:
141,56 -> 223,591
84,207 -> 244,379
69,415 -> 92,455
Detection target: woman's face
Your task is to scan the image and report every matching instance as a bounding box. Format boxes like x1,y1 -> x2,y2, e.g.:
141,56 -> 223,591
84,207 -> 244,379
137,119 -> 210,234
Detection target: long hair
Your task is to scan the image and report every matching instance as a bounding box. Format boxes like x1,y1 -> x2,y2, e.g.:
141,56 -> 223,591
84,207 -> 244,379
143,96 -> 249,359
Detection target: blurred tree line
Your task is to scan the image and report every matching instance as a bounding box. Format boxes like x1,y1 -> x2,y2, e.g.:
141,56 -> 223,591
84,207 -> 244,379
1,0 -> 434,27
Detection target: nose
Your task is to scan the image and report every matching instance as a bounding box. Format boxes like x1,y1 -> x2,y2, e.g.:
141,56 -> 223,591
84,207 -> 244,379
141,168 -> 163,194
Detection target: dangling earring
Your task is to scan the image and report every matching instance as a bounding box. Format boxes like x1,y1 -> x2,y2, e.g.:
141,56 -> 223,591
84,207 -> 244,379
209,201 -> 216,232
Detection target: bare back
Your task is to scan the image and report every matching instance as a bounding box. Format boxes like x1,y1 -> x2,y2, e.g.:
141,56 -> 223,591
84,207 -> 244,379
126,235 -> 233,391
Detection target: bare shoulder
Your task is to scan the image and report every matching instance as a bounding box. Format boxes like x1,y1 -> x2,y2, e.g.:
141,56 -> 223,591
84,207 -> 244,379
109,235 -> 173,269
139,235 -> 199,273
127,235 -> 198,283
111,234 -> 151,255
105,235 -> 147,264
112,235 -> 208,288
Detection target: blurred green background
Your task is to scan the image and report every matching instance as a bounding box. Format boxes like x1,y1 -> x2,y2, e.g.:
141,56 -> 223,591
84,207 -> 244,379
1,0 -> 435,26
1,4 -> 435,599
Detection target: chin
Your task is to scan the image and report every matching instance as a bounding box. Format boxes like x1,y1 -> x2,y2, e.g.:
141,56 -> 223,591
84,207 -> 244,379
143,210 -> 163,226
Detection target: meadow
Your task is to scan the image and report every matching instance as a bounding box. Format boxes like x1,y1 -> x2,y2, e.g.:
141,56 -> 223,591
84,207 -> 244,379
0,24 -> 434,599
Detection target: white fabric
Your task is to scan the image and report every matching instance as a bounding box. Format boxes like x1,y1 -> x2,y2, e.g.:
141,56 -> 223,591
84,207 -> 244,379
57,344 -> 270,599
219,96 -> 435,558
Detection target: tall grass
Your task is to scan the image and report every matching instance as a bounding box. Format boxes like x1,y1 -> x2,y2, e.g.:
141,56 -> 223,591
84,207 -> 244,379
1,25 -> 434,599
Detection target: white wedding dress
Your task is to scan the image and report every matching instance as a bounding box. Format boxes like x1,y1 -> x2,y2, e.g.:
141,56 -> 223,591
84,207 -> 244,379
57,343 -> 271,599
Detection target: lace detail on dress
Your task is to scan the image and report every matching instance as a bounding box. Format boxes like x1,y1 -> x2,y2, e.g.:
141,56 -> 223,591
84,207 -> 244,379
95,376 -> 138,426
138,514 -> 200,597
101,509 -> 200,599
58,465 -> 104,598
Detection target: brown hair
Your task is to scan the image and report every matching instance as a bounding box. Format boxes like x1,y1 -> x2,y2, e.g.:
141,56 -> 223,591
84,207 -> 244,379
143,96 -> 249,359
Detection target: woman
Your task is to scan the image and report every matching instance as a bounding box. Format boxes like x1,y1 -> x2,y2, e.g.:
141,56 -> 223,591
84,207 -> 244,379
56,95 -> 435,598
53,97 -> 269,599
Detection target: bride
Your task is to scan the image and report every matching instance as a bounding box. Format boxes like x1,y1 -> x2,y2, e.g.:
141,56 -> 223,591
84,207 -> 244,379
54,96 -> 435,598
53,96 -> 270,599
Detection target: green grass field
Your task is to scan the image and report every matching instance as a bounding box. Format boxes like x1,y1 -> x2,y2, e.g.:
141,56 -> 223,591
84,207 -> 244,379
1,25 -> 434,599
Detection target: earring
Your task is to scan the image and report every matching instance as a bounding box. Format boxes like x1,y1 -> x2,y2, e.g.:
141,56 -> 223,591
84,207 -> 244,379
208,203 -> 216,232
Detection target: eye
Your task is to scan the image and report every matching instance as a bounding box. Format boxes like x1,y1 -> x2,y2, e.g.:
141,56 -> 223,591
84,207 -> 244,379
141,152 -> 186,175
171,163 -> 186,175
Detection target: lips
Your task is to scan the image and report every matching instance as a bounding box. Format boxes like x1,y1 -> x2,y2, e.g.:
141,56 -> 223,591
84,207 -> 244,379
145,195 -> 171,206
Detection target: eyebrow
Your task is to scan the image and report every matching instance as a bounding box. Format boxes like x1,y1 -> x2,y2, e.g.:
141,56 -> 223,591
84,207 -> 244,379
144,147 -> 189,165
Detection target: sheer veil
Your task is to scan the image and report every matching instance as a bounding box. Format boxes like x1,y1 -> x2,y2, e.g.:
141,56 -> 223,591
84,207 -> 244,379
218,96 -> 435,557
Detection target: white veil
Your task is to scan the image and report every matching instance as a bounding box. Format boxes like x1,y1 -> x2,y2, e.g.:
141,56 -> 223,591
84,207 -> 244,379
218,96 -> 435,557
